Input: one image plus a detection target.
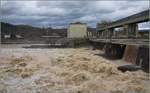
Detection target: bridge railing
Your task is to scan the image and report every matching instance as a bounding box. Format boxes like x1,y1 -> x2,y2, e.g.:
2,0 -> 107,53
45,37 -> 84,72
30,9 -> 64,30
87,30 -> 149,40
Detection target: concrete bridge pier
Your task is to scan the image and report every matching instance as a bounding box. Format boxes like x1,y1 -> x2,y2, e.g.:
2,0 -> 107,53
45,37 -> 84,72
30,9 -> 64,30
136,47 -> 149,72
123,23 -> 138,38
107,28 -> 114,38
97,31 -> 101,38
104,28 -> 114,39
104,43 -> 126,59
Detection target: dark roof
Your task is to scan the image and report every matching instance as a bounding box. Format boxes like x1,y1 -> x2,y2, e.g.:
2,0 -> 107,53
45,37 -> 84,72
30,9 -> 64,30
70,22 -> 86,25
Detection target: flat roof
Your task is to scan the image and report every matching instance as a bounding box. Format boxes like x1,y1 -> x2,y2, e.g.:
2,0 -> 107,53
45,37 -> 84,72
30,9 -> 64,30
69,22 -> 86,25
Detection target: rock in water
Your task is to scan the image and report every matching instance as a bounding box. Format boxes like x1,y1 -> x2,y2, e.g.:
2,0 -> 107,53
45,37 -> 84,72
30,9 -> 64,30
117,65 -> 141,72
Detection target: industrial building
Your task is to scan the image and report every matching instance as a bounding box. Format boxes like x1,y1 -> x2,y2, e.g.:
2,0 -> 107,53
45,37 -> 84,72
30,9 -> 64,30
67,22 -> 87,38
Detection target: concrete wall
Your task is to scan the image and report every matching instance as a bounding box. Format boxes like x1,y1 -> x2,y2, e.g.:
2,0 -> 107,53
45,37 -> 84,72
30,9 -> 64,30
67,24 -> 87,38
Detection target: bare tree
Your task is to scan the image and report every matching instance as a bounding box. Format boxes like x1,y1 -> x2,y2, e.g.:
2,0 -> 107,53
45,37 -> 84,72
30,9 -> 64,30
97,20 -> 112,28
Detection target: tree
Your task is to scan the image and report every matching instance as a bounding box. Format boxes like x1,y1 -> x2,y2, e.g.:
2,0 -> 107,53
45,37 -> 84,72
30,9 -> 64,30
97,20 -> 112,28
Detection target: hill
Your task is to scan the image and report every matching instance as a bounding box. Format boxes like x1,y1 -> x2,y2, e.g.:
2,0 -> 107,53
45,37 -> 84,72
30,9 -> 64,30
1,22 -> 67,39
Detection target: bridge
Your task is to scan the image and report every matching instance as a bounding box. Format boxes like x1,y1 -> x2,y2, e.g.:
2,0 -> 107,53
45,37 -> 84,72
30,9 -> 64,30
87,9 -> 149,72
87,9 -> 149,46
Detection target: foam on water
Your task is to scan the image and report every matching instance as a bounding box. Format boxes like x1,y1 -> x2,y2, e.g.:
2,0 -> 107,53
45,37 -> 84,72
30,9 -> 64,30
0,47 -> 149,93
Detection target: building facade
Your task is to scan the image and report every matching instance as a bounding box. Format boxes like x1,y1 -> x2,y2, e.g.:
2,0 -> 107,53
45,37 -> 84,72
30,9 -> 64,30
67,22 -> 87,38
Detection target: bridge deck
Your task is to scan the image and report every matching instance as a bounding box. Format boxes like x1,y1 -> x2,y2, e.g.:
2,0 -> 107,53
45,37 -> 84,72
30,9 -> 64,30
97,9 -> 149,31
89,38 -> 149,46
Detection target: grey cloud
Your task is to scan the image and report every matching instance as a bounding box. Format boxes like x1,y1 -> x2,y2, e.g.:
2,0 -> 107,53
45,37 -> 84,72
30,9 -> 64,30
0,0 -> 149,28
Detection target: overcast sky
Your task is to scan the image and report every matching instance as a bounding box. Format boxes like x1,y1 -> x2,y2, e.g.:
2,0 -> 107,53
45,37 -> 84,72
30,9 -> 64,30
1,0 -> 149,29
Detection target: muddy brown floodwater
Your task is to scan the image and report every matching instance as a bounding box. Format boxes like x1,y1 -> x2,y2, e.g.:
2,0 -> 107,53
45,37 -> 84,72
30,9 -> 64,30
0,47 -> 149,93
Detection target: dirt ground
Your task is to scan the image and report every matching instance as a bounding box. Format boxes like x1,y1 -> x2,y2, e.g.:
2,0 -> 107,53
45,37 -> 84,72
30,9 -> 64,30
0,47 -> 149,93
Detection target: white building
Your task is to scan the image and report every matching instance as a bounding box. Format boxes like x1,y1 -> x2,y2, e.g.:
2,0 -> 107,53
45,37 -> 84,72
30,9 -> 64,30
67,22 -> 87,38
4,35 -> 11,39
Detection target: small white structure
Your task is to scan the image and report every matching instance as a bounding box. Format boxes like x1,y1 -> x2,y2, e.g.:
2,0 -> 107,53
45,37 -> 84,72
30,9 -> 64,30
16,35 -> 23,39
4,35 -> 11,39
67,22 -> 87,38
